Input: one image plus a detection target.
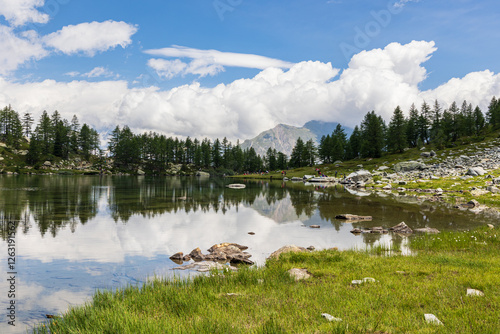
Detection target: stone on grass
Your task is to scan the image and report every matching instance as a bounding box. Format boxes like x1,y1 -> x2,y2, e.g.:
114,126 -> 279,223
487,224 -> 494,229
466,288 -> 484,297
414,227 -> 440,234
268,245 -> 306,260
288,268 -> 311,281
424,313 -> 443,325
321,313 -> 342,322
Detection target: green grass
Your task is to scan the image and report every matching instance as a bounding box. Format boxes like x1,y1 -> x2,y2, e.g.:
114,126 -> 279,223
34,227 -> 499,334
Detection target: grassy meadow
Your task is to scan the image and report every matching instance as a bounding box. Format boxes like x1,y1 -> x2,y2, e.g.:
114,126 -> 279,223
33,226 -> 499,333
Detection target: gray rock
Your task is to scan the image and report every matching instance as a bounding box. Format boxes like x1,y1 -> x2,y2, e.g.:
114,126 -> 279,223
268,245 -> 306,260
345,170 -> 372,183
393,161 -> 426,172
424,314 -> 443,325
321,313 -> 342,322
466,167 -> 486,176
466,288 -> 484,297
196,171 -> 210,177
389,222 -> 413,234
288,268 -> 311,281
415,227 -> 440,234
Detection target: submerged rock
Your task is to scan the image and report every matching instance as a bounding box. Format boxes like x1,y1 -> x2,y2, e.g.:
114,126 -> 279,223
335,214 -> 372,221
173,261 -> 237,272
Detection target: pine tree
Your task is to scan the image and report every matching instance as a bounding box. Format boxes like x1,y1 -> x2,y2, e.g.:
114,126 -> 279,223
289,137 -> 305,168
347,125 -> 361,159
22,112 -> 34,139
406,104 -> 419,147
473,106 -> 485,135
360,111 -> 386,158
387,106 -> 407,153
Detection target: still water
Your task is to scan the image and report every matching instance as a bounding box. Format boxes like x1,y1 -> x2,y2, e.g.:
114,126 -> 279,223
0,175 -> 490,333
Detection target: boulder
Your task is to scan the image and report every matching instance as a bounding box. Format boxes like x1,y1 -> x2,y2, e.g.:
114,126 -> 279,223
389,222 -> 413,234
169,252 -> 184,261
268,245 -> 306,260
310,225 -> 320,228
189,247 -> 205,261
393,161 -> 426,172
345,170 -> 372,183
466,167 -> 486,176
208,243 -> 248,253
196,171 -> 210,177
229,254 -> 254,265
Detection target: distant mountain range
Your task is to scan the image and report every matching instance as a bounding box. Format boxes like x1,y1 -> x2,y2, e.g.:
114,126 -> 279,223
240,120 -> 353,157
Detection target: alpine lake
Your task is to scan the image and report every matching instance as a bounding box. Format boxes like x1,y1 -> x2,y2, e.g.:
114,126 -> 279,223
0,174 -> 492,333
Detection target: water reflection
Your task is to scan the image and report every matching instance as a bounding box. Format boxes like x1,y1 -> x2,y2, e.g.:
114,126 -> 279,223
0,175 -> 491,333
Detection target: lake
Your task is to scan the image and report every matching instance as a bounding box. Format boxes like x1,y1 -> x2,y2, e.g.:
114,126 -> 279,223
0,175 -> 490,333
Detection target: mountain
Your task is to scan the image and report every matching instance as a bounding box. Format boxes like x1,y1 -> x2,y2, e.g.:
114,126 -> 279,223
240,121 -> 352,157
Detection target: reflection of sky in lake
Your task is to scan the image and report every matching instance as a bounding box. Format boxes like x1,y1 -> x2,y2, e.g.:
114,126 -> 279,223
0,188 -> 384,334
1,177 -> 486,334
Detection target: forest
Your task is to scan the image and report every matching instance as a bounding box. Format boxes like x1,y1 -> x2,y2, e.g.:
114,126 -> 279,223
1,96 -> 500,174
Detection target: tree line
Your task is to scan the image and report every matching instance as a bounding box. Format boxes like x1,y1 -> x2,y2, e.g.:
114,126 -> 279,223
0,106 -> 100,165
107,126 -> 288,173
2,95 -> 500,172
306,97 -> 499,166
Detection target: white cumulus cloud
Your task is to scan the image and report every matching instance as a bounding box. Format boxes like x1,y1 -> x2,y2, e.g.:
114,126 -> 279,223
43,20 -> 138,56
1,41 -> 500,144
0,0 -> 49,27
0,24 -> 47,75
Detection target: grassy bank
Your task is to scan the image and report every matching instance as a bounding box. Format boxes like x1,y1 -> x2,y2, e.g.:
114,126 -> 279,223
34,227 -> 499,333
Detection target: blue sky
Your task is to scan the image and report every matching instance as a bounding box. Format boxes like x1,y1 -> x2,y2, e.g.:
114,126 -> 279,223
1,0 -> 500,141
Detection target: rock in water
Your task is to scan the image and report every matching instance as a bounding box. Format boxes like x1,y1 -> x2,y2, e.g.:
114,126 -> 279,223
189,247 -> 205,261
169,252 -> 184,261
389,222 -> 413,234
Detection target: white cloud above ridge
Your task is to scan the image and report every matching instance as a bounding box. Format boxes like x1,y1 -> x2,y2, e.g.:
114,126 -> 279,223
145,45 -> 294,79
43,20 -> 138,56
0,0 -> 49,27
1,40 -> 500,143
